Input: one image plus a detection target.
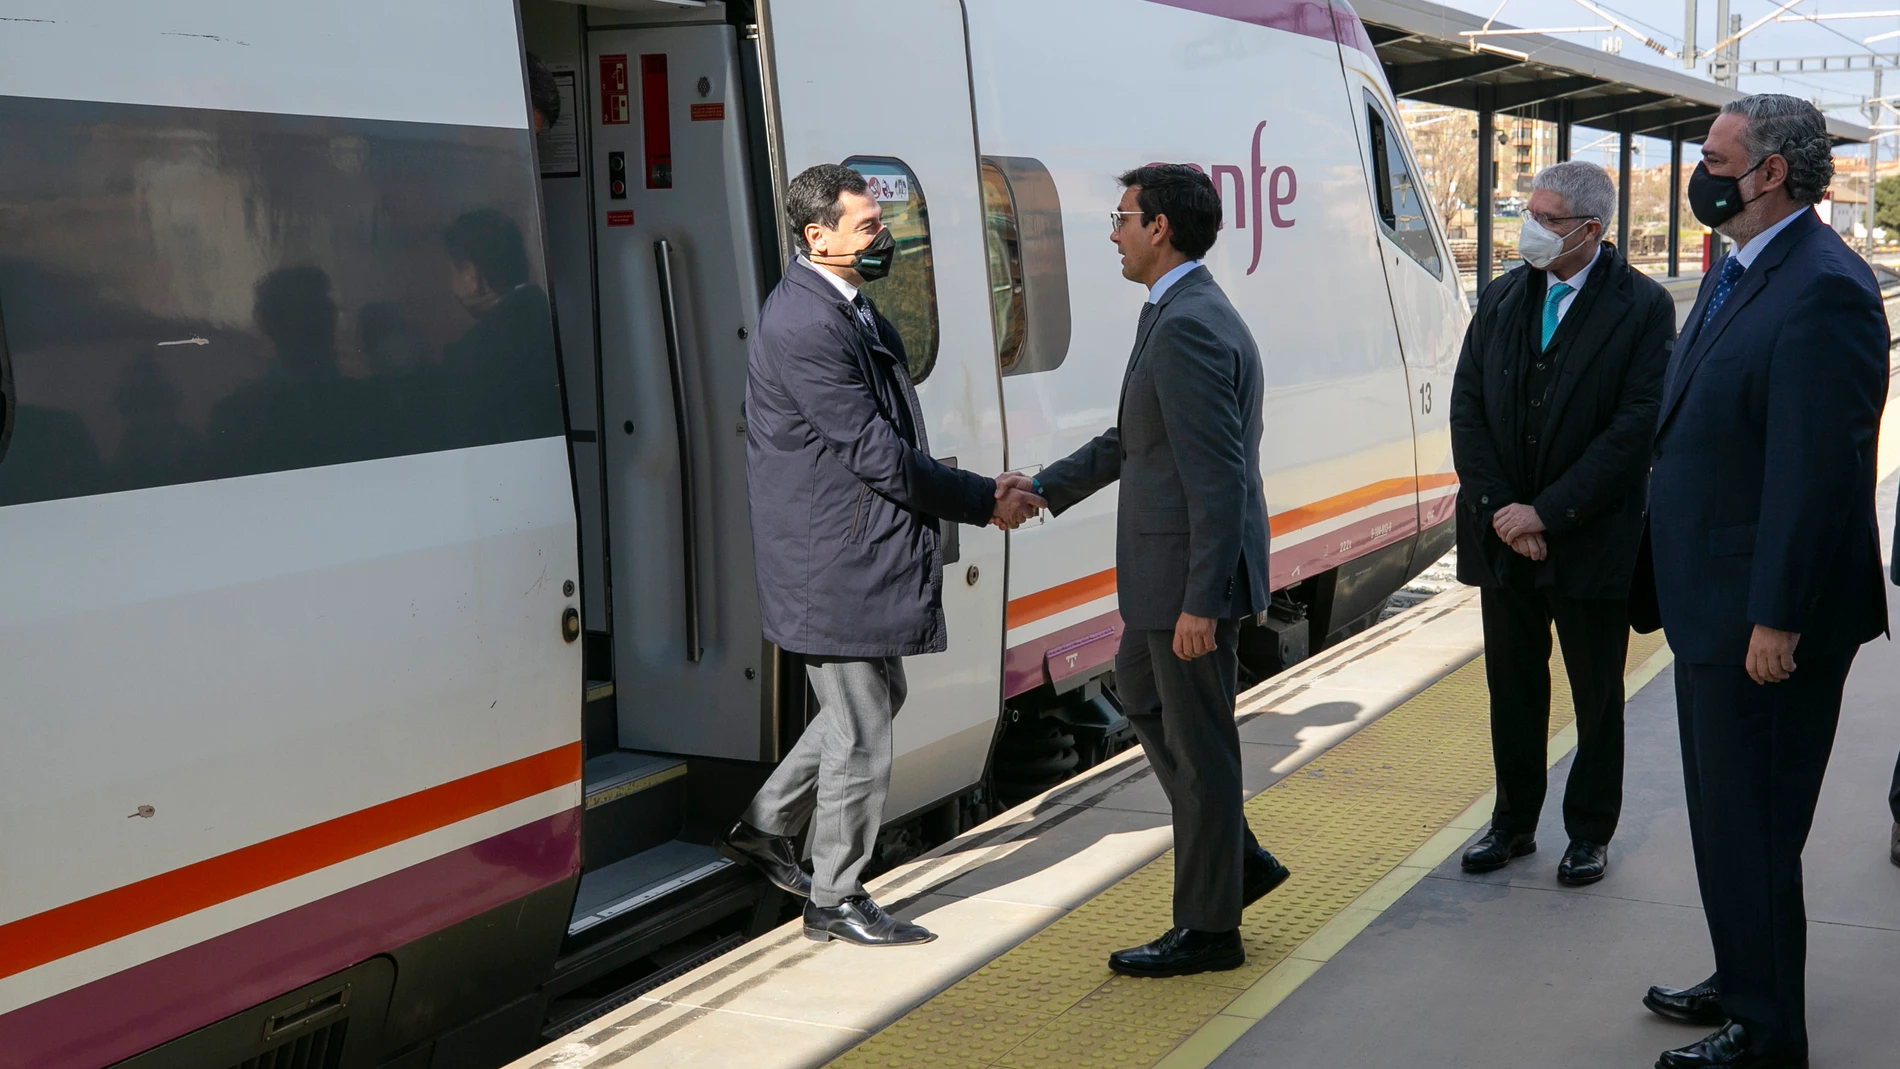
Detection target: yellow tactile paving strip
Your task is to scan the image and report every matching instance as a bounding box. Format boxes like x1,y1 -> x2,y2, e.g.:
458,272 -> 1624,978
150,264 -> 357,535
826,630 -> 1670,1069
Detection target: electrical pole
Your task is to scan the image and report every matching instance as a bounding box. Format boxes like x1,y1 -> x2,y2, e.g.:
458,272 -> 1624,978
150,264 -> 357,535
1684,0 -> 1698,70
1714,0 -> 1731,85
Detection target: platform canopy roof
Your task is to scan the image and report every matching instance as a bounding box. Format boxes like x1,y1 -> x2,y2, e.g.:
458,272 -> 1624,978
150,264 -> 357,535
1349,0 -> 1872,144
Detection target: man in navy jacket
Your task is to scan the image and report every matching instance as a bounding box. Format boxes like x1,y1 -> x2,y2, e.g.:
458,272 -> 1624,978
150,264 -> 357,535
718,164 -> 1043,947
1635,95 -> 1888,1069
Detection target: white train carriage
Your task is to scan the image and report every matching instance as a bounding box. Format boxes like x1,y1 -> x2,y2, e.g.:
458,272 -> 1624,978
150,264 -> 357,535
0,1 -> 1464,1066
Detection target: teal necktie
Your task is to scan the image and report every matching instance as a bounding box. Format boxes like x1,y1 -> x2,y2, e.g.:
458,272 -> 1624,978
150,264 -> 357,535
1541,281 -> 1574,350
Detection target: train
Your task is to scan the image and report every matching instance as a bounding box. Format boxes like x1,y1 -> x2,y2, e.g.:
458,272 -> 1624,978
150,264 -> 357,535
0,1 -> 1466,1066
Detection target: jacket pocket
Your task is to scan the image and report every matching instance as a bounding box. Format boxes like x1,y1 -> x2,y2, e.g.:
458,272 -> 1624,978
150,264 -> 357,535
1131,508 -> 1190,534
1707,522 -> 1757,557
846,485 -> 870,543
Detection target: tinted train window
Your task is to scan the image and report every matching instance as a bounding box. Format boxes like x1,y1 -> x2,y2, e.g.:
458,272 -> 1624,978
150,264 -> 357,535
845,157 -> 937,382
980,157 -> 1072,377
1364,98 -> 1444,278
0,95 -> 561,507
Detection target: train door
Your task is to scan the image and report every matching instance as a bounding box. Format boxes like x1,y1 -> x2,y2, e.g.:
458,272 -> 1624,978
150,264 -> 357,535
587,21 -> 772,762
1341,55 -> 1466,558
762,0 -> 1009,819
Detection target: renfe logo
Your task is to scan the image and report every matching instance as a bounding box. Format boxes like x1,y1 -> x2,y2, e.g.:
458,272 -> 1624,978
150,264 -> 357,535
1178,121 -> 1298,276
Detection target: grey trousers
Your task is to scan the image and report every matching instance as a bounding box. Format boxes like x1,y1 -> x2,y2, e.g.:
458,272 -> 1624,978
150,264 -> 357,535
742,656 -> 907,906
1116,621 -> 1249,931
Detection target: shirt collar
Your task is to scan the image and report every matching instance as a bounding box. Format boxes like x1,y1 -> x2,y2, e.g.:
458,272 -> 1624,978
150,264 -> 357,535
1545,242 -> 1601,293
1148,259 -> 1203,304
799,255 -> 859,302
1735,206 -> 1808,270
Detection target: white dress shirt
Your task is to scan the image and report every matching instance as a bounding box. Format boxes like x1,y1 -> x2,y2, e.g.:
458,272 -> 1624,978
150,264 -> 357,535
1543,241 -> 1601,327
1733,205 -> 1809,270
1148,259 -> 1204,304
800,255 -> 859,301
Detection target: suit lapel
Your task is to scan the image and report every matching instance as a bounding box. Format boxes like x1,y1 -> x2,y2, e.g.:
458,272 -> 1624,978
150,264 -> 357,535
1116,266 -> 1212,425
1658,209 -> 1819,433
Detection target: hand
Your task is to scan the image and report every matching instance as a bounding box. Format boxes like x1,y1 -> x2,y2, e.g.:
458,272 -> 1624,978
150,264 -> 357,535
1173,612 -> 1217,661
991,473 -> 1046,530
1492,503 -> 1546,544
1509,532 -> 1547,561
1745,625 -> 1800,685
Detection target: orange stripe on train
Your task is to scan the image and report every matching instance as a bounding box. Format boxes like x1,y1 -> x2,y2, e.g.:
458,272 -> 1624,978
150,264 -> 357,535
0,743 -> 582,982
1005,474 -> 1458,630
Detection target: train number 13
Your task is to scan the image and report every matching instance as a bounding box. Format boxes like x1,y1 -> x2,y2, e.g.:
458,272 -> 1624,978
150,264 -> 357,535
1417,381 -> 1432,414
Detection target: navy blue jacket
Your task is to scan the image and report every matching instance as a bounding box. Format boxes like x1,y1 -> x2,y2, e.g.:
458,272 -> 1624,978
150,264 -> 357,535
1641,209 -> 1888,664
744,260 -> 996,657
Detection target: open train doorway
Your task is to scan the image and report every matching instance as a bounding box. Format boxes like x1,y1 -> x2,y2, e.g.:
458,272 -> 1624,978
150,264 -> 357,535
520,0 -> 788,963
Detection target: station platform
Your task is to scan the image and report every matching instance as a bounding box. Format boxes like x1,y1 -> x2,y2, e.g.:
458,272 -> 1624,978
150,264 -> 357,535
510,386 -> 1900,1069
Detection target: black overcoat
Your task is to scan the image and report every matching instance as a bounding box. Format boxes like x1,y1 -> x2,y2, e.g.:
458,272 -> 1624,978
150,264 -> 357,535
1450,241 -> 1674,598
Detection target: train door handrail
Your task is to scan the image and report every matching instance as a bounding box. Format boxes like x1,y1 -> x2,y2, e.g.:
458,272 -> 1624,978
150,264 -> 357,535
0,290 -> 14,468
654,239 -> 704,663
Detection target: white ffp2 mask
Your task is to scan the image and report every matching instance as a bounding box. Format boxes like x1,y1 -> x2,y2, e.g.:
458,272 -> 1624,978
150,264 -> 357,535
1518,215 -> 1590,269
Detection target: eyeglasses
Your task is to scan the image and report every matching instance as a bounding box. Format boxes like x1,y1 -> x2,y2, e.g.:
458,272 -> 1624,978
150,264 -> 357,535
1109,210 -> 1147,233
1525,210 -> 1595,229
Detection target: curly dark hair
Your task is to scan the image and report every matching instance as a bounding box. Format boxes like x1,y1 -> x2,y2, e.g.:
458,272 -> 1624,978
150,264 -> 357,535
1720,94 -> 1835,205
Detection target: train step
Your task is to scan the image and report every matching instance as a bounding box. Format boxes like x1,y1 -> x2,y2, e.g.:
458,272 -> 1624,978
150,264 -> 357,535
583,751 -> 689,874
567,840 -> 734,937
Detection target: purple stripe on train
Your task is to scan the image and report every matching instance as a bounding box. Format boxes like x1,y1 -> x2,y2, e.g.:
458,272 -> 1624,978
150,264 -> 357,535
0,810 -> 581,1069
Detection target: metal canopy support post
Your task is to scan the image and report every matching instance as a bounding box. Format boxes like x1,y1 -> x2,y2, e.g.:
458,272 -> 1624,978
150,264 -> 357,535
1617,116 -> 1634,254
1556,100 -> 1572,161
1478,89 -> 1496,287
1668,127 -> 1683,277
1869,69 -> 1882,259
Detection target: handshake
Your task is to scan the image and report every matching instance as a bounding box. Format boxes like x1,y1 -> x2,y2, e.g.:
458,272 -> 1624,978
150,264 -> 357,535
991,471 -> 1047,531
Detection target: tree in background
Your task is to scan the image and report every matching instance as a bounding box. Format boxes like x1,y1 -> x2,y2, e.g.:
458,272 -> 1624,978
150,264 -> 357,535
1876,175 -> 1900,232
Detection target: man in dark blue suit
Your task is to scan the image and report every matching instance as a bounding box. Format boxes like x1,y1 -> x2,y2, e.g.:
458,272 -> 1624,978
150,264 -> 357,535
1636,95 -> 1889,1069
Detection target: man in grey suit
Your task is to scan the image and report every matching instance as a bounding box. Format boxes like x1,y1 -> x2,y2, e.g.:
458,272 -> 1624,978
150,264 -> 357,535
1027,164 -> 1288,977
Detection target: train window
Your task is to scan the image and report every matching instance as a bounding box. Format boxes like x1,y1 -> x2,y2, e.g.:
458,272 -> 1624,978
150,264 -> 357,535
845,157 -> 938,382
1364,98 -> 1445,279
980,156 -> 1072,377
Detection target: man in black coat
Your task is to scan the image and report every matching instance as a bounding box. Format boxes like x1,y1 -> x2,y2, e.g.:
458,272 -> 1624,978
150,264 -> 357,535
1638,96 -> 1888,1069
1450,160 -> 1674,888
717,164 -> 1043,947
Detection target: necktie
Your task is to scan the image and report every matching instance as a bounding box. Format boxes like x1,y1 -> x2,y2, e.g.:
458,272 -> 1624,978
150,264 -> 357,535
1138,302 -> 1158,329
851,294 -> 877,337
1540,281 -> 1573,350
1699,255 -> 1747,332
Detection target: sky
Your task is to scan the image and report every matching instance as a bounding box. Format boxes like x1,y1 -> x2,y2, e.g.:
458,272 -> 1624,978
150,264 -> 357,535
1433,0 -> 1899,160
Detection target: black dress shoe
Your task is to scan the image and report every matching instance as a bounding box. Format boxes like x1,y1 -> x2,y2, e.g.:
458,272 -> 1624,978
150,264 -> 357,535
1557,839 -> 1608,885
717,821 -> 812,898
1644,976 -> 1727,1027
803,896 -> 935,946
1461,828 -> 1535,873
1107,928 -> 1244,977
1656,1022 -> 1806,1069
1242,845 -> 1291,906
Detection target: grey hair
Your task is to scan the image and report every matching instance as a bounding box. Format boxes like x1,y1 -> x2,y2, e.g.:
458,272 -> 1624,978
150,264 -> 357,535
1532,160 -> 1617,234
1719,93 -> 1834,205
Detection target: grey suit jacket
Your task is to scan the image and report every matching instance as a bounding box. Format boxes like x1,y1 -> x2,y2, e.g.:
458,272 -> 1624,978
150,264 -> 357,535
1039,266 -> 1271,630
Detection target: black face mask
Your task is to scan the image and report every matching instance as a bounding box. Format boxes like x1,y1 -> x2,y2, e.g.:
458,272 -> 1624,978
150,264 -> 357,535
1687,159 -> 1765,228
814,227 -> 897,282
